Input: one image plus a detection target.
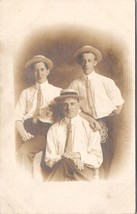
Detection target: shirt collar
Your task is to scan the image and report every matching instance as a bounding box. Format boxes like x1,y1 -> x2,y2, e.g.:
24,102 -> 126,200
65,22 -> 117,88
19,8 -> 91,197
35,80 -> 49,89
64,114 -> 81,125
83,71 -> 96,80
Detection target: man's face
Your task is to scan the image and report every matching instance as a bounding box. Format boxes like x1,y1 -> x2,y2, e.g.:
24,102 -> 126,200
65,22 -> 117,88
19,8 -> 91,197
61,97 -> 80,119
80,52 -> 97,75
33,62 -> 49,84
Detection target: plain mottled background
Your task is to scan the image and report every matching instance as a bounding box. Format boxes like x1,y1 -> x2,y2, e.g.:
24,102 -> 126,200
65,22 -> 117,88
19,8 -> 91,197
14,26 -> 132,177
0,0 -> 135,213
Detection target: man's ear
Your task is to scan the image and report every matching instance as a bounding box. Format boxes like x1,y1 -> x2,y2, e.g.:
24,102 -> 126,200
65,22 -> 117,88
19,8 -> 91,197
77,101 -> 80,108
94,60 -> 97,66
47,70 -> 50,76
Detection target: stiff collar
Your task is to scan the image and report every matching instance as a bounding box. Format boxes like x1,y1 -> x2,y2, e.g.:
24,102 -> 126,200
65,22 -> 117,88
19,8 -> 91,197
35,80 -> 49,89
83,71 -> 96,80
64,114 -> 81,125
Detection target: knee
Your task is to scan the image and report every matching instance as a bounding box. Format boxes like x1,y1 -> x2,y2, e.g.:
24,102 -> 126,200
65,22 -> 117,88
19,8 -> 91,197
20,143 -> 34,158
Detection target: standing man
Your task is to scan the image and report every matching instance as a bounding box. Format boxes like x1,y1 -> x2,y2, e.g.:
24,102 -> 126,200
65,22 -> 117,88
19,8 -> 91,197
15,55 -> 61,174
41,89 -> 103,181
69,45 -> 124,177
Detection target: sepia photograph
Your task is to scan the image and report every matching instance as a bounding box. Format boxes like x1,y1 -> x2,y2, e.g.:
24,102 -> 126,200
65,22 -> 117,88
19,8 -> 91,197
0,0 -> 135,213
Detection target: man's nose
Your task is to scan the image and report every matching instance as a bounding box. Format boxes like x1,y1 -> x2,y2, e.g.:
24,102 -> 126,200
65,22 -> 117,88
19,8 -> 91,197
83,60 -> 88,66
67,104 -> 71,110
85,61 -> 88,65
37,70 -> 41,75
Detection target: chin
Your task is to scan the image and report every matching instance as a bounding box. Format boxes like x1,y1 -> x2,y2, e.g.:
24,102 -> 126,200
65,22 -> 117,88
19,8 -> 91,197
37,79 -> 45,84
66,114 -> 76,119
85,71 -> 92,75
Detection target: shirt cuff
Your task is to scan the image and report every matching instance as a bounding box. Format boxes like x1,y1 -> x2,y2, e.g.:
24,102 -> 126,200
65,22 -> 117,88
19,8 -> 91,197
80,152 -> 102,168
46,155 -> 62,167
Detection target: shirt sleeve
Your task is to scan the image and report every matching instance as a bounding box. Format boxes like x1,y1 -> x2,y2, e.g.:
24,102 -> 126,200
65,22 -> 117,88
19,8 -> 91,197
14,90 -> 27,122
103,78 -> 124,107
80,131 -> 103,168
45,125 -> 62,167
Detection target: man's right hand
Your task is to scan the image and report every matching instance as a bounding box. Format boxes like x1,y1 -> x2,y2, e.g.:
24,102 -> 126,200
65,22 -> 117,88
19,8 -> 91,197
89,119 -> 102,134
20,130 -> 34,142
79,111 -> 102,134
16,120 -> 34,142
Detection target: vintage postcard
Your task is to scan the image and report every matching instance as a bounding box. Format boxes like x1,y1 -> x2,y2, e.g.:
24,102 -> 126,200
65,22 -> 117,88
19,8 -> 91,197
0,0 -> 135,213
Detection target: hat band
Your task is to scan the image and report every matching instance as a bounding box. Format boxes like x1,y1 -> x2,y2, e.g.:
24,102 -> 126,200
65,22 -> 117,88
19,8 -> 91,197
60,92 -> 78,96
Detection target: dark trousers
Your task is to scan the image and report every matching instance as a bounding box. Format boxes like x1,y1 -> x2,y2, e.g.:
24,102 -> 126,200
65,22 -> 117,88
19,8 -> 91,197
16,118 -> 52,174
41,158 -> 96,182
97,116 -> 115,178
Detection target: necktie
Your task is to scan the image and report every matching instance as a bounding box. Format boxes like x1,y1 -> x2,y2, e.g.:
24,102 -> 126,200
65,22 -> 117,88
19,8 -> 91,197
33,86 -> 42,123
86,77 -> 96,118
65,121 -> 73,152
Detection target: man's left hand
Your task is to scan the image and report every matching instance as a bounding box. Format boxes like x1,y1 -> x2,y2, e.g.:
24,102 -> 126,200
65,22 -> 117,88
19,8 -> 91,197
73,159 -> 84,171
63,152 -> 81,160
110,105 -> 123,116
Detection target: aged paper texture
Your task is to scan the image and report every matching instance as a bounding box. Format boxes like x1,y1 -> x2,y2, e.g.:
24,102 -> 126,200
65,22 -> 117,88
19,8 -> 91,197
0,0 -> 135,213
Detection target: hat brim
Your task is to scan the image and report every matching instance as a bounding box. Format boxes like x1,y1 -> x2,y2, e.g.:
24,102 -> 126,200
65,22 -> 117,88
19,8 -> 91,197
25,57 -> 53,70
54,94 -> 83,102
74,46 -> 102,64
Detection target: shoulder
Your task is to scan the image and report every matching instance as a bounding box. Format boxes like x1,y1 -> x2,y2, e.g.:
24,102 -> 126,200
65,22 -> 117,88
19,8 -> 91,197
48,83 -> 62,92
49,119 -> 64,130
72,76 -> 83,83
96,73 -> 114,81
20,85 -> 35,95
96,73 -> 116,86
69,76 -> 84,87
77,115 -> 90,126
48,119 -> 64,136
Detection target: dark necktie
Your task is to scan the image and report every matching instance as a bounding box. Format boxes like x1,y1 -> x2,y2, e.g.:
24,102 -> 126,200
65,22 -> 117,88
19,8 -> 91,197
65,121 -> 73,152
33,86 -> 42,123
86,77 -> 96,118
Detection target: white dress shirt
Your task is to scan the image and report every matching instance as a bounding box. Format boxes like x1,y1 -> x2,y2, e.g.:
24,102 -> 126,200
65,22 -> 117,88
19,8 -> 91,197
45,115 -> 103,168
69,71 -> 124,119
15,81 -> 61,123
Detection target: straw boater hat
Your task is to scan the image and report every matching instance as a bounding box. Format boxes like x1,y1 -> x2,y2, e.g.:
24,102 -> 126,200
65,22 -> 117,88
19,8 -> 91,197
25,55 -> 53,70
54,89 -> 83,102
74,45 -> 102,64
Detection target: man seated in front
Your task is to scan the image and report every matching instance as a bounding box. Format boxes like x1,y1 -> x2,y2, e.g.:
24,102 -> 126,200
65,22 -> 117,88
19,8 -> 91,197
41,89 -> 103,181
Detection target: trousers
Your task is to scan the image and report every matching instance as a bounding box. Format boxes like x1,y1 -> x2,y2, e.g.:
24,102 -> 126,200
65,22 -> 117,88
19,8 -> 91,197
97,115 -> 116,178
16,118 -> 52,174
41,158 -> 96,182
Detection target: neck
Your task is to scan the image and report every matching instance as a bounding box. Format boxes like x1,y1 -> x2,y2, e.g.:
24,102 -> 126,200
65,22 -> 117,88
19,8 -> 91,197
36,80 -> 47,84
85,70 -> 95,75
65,114 -> 78,120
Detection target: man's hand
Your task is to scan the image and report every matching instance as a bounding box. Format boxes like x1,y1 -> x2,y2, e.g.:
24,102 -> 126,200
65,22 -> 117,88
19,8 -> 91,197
20,130 -> 34,142
110,105 -> 123,116
63,152 -> 81,160
63,152 -> 84,171
16,120 -> 34,142
89,118 -> 102,134
73,159 -> 84,171
79,111 -> 102,134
